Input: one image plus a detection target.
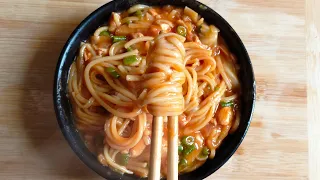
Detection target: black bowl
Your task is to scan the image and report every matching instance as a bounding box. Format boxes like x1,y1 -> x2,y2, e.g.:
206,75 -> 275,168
53,0 -> 256,179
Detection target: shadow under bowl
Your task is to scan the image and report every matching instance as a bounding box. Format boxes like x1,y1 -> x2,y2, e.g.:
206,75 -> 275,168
53,0 -> 256,179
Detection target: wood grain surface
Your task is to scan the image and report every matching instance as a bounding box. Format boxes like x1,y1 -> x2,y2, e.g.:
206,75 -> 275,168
306,0 -> 320,179
0,0 -> 313,179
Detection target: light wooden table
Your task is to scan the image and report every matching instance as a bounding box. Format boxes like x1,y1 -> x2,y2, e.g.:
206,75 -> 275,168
0,0 -> 317,179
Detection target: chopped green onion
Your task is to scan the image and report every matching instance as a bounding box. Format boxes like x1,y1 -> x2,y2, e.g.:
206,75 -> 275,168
178,158 -> 188,168
181,136 -> 194,146
201,147 -> 210,156
99,30 -> 111,37
126,46 -> 133,51
176,26 -> 187,37
135,10 -> 143,18
123,55 -> 139,65
214,86 -> 219,91
197,147 -> 209,160
125,20 -> 132,24
182,144 -> 196,156
178,145 -> 184,154
105,67 -> 120,78
199,4 -> 208,10
220,101 -> 234,107
112,36 -> 127,43
118,153 -> 130,166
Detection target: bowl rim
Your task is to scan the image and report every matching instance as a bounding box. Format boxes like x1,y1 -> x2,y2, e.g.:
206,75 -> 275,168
53,0 -> 256,179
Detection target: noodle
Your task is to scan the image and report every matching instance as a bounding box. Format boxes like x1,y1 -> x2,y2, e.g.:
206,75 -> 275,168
109,41 -> 126,56
94,26 -> 108,36
128,4 -> 149,14
124,36 -> 154,49
68,5 -> 241,178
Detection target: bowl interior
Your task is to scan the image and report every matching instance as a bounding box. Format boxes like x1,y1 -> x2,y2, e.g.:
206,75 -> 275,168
53,0 -> 255,179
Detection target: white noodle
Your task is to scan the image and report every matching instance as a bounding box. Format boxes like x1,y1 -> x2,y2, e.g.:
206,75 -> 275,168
125,36 -> 154,49
94,26 -> 108,36
128,4 -> 149,14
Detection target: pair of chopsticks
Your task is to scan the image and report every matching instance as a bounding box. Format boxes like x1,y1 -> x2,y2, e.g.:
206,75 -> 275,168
149,116 -> 178,180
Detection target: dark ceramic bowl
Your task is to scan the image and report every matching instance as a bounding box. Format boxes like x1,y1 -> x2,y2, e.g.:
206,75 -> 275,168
53,0 -> 255,179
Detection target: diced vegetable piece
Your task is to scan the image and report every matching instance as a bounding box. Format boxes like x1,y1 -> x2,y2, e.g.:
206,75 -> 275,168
178,145 -> 184,154
126,46 -> 133,51
182,144 -> 196,156
197,146 -> 209,161
135,10 -> 143,17
218,106 -> 233,125
105,67 -> 120,78
123,55 -> 139,65
181,136 -> 194,146
178,158 -> 188,168
184,7 -> 198,23
199,4 -> 207,10
202,147 -> 210,156
220,101 -> 234,107
112,36 -> 127,43
99,30 -> 111,37
118,153 -> 130,166
176,26 -> 187,37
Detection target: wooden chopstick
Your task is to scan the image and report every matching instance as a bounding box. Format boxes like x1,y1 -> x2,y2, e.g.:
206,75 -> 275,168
149,115 -> 179,180
167,116 -> 178,180
148,116 -> 164,180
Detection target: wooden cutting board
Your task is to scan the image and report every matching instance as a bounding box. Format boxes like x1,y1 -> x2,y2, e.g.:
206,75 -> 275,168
0,0 -> 317,179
